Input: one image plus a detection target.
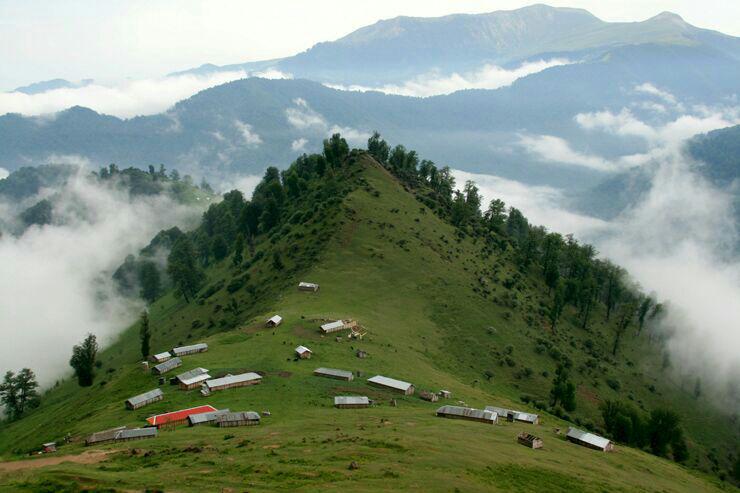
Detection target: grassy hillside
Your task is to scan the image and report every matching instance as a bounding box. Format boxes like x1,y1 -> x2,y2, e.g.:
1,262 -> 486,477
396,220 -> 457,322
0,152 -> 736,491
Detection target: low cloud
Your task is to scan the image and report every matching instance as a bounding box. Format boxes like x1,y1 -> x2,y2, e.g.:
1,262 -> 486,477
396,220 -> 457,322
326,59 -> 572,97
517,134 -> 622,172
291,138 -> 308,152
233,120 -> 263,147
0,171 -> 205,386
285,98 -> 369,146
0,167 -> 8,180
0,69 -> 291,119
634,82 -> 679,106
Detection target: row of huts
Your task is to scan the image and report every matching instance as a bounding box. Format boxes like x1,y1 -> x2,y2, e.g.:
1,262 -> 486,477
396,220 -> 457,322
85,426 -> 157,446
151,343 -> 209,365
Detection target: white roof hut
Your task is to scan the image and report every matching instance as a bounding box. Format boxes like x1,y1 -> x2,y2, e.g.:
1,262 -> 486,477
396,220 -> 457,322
266,315 -> 283,327
298,282 -> 319,292
151,352 -> 171,363
334,396 -> 370,408
295,345 -> 312,358
436,405 -> 498,424
125,388 -> 164,410
566,427 -> 614,451
314,367 -> 354,381
151,357 -> 182,375
485,406 -> 539,425
204,372 -> 262,393
367,375 -> 415,395
171,343 -> 208,357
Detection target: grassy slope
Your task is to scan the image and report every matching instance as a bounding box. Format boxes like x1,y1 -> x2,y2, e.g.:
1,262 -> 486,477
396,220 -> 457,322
0,156 -> 734,491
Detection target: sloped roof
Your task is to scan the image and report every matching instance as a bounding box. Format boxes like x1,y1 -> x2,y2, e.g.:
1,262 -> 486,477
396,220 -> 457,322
437,405 -> 497,422
267,315 -> 282,324
566,427 -> 611,449
153,357 -> 182,373
86,426 -> 127,444
205,372 -> 262,389
484,406 -> 538,423
335,396 -> 369,406
180,373 -> 211,386
320,320 -> 344,332
314,367 -> 354,379
299,282 -> 319,288
116,428 -> 157,440
175,367 -> 209,381
367,375 -> 413,391
171,343 -> 208,355
295,345 -> 312,354
188,408 -> 231,425
146,405 -> 217,426
152,351 -> 171,361
126,388 -> 163,406
218,411 -> 261,423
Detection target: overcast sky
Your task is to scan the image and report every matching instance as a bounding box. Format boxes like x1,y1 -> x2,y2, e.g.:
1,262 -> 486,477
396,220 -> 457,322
1,0 -> 739,91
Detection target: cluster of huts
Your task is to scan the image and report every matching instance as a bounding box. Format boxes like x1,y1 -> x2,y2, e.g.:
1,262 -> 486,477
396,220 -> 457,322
80,288 -> 618,458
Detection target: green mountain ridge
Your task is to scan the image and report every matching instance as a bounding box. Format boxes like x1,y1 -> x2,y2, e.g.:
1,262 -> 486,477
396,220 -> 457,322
0,141 -> 736,491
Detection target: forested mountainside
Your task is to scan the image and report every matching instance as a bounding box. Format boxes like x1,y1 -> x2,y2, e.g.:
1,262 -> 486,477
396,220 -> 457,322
0,134 -> 736,491
2,40 -> 739,191
0,164 -> 214,236
179,5 -> 740,86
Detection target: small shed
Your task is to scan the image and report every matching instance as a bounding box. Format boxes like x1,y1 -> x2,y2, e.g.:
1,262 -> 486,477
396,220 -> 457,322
518,432 -> 544,449
125,388 -> 164,410
171,343 -> 208,357
86,426 -> 127,446
439,390 -> 452,399
314,367 -> 354,381
174,367 -> 211,390
419,390 -> 439,402
204,372 -> 262,393
334,396 -> 370,409
566,427 -> 614,451
266,315 -> 283,328
187,408 -> 231,426
356,349 -> 368,359
298,282 -> 320,292
42,442 -> 57,453
295,345 -> 312,359
151,351 -> 171,363
367,375 -> 415,395
436,405 -> 498,425
217,411 -> 261,427
485,406 -> 540,425
114,427 -> 157,442
146,405 -> 217,429
151,357 -> 182,375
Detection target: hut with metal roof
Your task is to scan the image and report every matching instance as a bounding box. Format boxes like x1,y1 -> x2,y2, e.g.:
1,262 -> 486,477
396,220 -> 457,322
266,315 -> 283,327
125,388 -> 164,410
151,357 -> 182,375
216,411 -> 261,427
419,390 -> 439,402
485,406 -> 539,425
439,390 -> 452,399
367,375 -> 415,395
436,405 -> 498,424
42,442 -> 57,453
314,367 -> 354,381
187,408 -> 231,426
517,432 -> 544,449
146,405 -> 217,429
334,396 -> 370,409
204,372 -> 262,393
86,426 -> 127,446
295,345 -> 312,359
151,351 -> 171,363
298,282 -> 319,292
173,367 -> 210,390
566,427 -> 614,451
171,343 -> 208,357
319,320 -> 358,334
114,428 -> 157,442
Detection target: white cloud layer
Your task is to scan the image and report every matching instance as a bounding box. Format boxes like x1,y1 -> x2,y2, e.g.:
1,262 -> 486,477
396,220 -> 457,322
0,69 -> 291,119
326,59 -> 572,97
285,98 -> 369,145
0,167 -> 8,180
0,170 -> 205,386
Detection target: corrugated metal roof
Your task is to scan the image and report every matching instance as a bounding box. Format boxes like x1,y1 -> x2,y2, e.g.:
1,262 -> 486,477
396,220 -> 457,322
566,427 -> 611,449
180,373 -> 211,386
267,315 -> 282,324
152,351 -> 171,361
218,411 -> 261,423
299,282 -> 319,289
116,428 -> 157,440
334,396 -> 369,406
437,405 -> 497,422
314,367 -> 354,379
320,320 -> 344,332
205,372 -> 262,389
86,426 -> 127,444
146,405 -> 217,426
188,408 -> 231,425
175,367 -> 209,382
171,343 -> 208,356
295,345 -> 312,354
484,406 -> 539,423
126,388 -> 163,406
367,375 -> 413,392
153,357 -> 182,373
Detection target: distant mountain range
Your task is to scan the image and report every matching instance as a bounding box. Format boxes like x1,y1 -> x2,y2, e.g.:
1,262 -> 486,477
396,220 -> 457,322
11,78 -> 93,95
1,4 -> 739,196
177,5 -> 740,86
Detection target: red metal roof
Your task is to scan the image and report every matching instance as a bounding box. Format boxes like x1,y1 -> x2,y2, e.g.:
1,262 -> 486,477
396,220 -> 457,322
146,405 -> 217,426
